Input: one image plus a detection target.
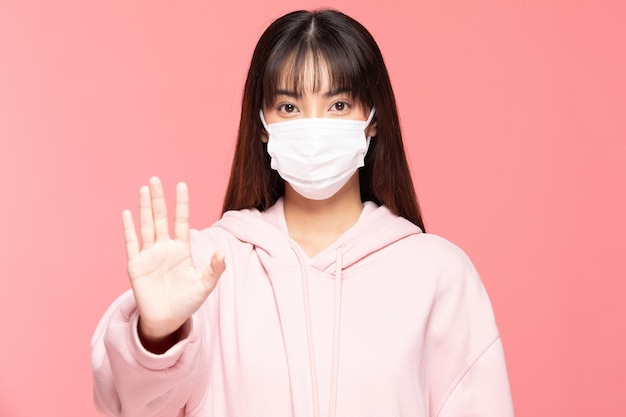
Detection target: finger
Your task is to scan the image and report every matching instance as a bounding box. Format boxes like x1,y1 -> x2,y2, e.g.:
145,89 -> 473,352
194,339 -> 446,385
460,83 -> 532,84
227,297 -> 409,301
139,185 -> 155,248
149,177 -> 169,241
122,209 -> 140,260
174,182 -> 190,242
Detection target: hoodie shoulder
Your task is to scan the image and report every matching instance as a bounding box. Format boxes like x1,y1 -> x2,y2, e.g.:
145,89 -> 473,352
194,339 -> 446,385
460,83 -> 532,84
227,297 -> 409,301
410,233 -> 472,262
406,232 -> 483,287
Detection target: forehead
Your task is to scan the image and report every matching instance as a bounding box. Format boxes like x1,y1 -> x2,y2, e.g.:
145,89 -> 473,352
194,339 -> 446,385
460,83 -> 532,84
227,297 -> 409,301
274,53 -> 340,95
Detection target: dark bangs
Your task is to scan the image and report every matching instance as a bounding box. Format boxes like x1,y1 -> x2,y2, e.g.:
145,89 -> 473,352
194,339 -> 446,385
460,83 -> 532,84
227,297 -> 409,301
261,13 -> 375,109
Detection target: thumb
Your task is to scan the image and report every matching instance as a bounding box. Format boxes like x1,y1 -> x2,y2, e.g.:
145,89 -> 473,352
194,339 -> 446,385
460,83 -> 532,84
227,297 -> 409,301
201,250 -> 226,289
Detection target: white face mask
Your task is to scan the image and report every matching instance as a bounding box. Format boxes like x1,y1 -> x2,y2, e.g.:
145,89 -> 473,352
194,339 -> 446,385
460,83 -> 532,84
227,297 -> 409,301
260,108 -> 376,200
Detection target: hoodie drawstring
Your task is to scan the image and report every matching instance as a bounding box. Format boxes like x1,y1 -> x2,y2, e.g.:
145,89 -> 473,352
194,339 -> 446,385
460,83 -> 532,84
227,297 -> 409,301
291,245 -> 345,417
293,246 -> 321,417
329,247 -> 344,417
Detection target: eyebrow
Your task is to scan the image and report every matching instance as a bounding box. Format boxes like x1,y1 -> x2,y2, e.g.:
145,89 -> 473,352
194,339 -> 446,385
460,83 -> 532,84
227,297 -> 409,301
274,89 -> 301,99
324,87 -> 352,98
273,87 -> 353,99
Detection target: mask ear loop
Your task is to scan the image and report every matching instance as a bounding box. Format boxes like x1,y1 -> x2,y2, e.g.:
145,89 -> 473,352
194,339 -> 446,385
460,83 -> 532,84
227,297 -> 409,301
364,107 -> 376,154
365,107 -> 376,128
259,109 -> 271,132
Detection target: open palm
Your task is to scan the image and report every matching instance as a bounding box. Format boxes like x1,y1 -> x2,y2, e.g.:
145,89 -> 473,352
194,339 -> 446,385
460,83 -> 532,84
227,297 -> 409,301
122,177 -> 225,342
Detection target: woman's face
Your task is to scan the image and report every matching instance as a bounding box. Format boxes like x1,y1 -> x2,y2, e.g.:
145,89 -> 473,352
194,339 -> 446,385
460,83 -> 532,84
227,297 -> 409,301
261,59 -> 377,139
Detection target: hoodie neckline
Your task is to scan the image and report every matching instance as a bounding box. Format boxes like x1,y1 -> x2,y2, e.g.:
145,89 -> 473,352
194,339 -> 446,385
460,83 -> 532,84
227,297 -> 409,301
215,197 -> 422,274
262,198 -> 376,263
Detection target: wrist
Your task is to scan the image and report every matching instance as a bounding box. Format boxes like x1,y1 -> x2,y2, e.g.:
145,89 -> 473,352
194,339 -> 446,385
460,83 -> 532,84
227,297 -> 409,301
137,318 -> 180,354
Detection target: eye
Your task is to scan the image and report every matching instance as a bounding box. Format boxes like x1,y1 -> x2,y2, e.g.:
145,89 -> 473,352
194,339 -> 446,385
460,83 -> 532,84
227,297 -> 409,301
278,103 -> 298,114
330,101 -> 350,112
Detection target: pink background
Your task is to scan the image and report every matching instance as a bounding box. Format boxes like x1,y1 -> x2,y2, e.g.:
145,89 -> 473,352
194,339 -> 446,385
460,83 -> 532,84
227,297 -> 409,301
1,0 -> 624,416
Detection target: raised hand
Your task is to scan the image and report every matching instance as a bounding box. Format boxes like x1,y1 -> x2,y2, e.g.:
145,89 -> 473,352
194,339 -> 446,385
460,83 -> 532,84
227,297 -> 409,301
122,177 -> 225,350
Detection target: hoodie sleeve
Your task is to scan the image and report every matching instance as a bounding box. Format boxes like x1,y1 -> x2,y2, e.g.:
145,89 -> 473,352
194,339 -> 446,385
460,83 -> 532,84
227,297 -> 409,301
90,290 -> 208,417
421,236 -> 514,417
436,335 -> 514,417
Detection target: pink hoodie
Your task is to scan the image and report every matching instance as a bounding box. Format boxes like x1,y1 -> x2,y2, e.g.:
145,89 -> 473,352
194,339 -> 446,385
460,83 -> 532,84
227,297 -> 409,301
91,199 -> 514,417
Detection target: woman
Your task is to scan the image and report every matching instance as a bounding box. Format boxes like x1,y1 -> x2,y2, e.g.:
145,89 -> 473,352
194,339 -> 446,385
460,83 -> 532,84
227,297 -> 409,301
91,9 -> 514,417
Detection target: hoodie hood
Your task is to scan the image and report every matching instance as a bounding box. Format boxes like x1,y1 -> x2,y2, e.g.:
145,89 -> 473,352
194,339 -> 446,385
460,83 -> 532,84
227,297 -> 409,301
213,198 -> 422,272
